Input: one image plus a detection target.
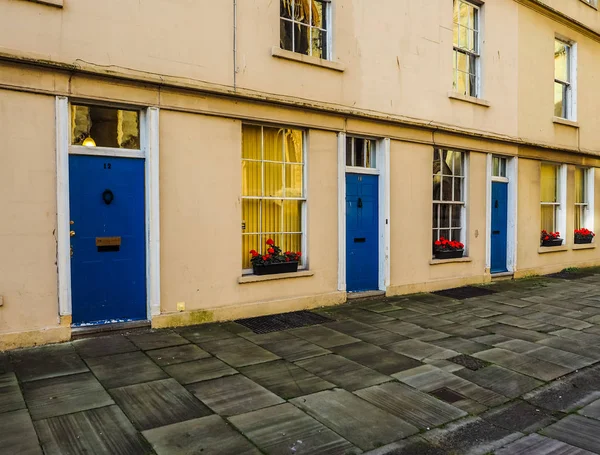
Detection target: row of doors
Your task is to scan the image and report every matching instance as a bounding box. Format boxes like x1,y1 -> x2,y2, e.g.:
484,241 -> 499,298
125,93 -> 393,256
67,155 -> 509,325
345,174 -> 510,292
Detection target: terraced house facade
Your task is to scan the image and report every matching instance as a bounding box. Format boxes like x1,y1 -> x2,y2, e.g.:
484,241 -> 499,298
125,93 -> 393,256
1,0 -> 600,349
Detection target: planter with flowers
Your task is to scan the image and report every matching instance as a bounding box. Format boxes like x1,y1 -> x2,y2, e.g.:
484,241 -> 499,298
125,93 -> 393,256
249,239 -> 301,276
433,237 -> 465,260
540,230 -> 563,247
575,228 -> 595,244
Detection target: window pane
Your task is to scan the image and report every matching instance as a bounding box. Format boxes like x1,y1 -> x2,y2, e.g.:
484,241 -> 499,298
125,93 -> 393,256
293,0 -> 310,25
540,164 -> 557,203
575,206 -> 583,231
285,164 -> 303,197
264,163 -> 283,197
242,234 -> 260,269
540,205 -> 555,232
282,233 -> 302,256
554,82 -> 566,118
450,229 -> 462,242
280,19 -> 294,51
433,176 -> 441,200
493,157 -> 500,177
433,203 -> 440,229
263,127 -> 283,161
242,199 -> 260,233
433,149 -> 441,174
311,28 -> 327,59
242,125 -> 262,160
554,40 -> 569,82
294,24 -> 311,55
242,161 -> 262,196
366,140 -> 376,168
313,0 -> 324,28
440,204 -> 450,229
346,137 -> 353,166
355,138 -> 365,168
453,177 -> 463,201
441,176 -> 453,202
284,129 -> 304,163
575,168 -> 585,204
459,2 -> 469,27
452,206 -> 462,227
283,200 -> 302,232
71,105 -> 140,149
281,0 -> 293,20
262,200 -> 283,233
452,152 -> 463,176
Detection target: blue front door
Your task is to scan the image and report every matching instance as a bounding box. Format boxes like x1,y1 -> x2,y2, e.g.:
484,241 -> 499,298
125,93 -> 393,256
346,173 -> 379,292
491,181 -> 508,274
69,155 -> 147,325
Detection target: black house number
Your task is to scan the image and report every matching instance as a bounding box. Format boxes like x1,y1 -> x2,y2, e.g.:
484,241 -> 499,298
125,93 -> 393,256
104,163 -> 112,170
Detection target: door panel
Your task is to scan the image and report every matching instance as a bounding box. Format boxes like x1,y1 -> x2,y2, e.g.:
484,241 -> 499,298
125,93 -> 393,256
491,181 -> 508,274
69,155 -> 146,324
346,174 -> 379,292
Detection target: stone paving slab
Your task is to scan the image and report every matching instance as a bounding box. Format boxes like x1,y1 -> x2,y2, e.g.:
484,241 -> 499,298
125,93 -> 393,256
34,405 -> 150,455
128,330 -> 190,351
429,337 -> 489,355
10,344 -> 88,382
240,359 -> 335,399
23,372 -> 114,421
72,334 -> 139,358
332,341 -> 423,375
385,339 -> 458,361
229,403 -> 361,454
291,389 -> 419,451
0,409 -> 42,455
579,398 -> 600,420
187,374 -> 284,416
543,415 -> 600,453
289,325 -> 361,348
176,324 -> 238,344
86,351 -> 168,389
0,372 -> 25,414
110,378 -> 212,430
164,357 -> 237,385
296,354 -> 391,391
145,343 -> 211,366
455,365 -> 543,398
258,337 -> 331,362
143,414 -> 262,455
495,433 -> 595,455
355,382 -> 467,429
324,319 -> 408,346
481,400 -> 557,434
473,348 -> 572,381
199,337 -> 279,367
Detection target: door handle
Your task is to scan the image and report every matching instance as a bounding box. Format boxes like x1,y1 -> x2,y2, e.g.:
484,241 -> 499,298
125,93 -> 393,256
70,230 -> 76,237
354,238 -> 366,243
495,200 -> 499,208
492,230 -> 500,234
357,197 -> 363,208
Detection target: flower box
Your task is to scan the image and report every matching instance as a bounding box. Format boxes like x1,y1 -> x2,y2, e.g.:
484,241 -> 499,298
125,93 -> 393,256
574,228 -> 595,244
575,237 -> 593,244
434,249 -> 464,260
541,238 -> 563,247
252,261 -> 299,276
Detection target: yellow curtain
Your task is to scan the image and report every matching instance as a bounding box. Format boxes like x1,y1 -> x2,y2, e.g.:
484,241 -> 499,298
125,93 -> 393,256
540,164 -> 557,203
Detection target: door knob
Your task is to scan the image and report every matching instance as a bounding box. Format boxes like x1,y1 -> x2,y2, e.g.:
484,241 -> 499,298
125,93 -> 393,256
70,230 -> 76,237
70,220 -> 74,225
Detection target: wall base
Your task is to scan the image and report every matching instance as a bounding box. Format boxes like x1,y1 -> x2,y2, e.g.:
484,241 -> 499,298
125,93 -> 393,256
0,325 -> 71,351
514,258 -> 600,279
151,291 -> 347,329
386,274 -> 492,297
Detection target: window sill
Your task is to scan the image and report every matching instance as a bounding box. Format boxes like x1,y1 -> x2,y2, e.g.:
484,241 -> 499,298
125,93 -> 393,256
271,47 -> 345,72
238,270 -> 314,284
447,92 -> 490,107
573,243 -> 596,250
538,245 -> 568,254
579,0 -> 598,10
429,257 -> 473,265
553,117 -> 579,128
24,0 -> 63,7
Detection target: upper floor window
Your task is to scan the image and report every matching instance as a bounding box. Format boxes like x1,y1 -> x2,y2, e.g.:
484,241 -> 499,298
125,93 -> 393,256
71,104 -> 140,149
453,0 -> 480,98
280,0 -> 331,60
554,39 -> 576,120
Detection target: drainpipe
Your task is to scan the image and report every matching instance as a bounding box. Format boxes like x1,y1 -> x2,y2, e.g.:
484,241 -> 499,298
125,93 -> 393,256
233,0 -> 237,90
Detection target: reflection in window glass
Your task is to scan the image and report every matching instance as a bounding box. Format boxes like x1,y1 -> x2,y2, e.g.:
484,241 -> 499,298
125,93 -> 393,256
280,0 -> 330,59
453,0 -> 480,97
345,137 -> 376,169
554,39 -> 572,119
71,105 -> 140,149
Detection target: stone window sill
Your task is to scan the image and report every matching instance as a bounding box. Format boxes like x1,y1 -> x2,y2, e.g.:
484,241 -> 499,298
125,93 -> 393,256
429,257 -> 473,265
553,117 -> 579,128
538,245 -> 568,254
24,0 -> 63,7
447,92 -> 490,107
573,243 -> 596,250
238,270 -> 314,284
271,47 -> 345,72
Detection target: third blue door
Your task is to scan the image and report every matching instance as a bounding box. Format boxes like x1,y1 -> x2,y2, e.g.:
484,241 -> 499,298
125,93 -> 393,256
491,181 -> 508,273
346,173 -> 379,292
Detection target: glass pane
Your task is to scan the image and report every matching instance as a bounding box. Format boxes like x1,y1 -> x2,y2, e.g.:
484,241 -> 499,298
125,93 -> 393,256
313,0 -> 324,28
346,137 -> 353,166
264,163 -> 283,197
433,203 -> 440,229
450,229 -> 462,242
242,125 -> 262,160
457,71 -> 470,96
540,205 -> 555,232
493,157 -> 500,177
241,161 -> 262,196
440,204 -> 451,229
453,177 -> 463,202
441,177 -> 453,202
294,24 -> 311,55
433,176 -> 441,200
355,138 -> 365,168
285,164 -> 303,197
459,2 -> 469,27
575,168 -> 585,204
280,19 -> 294,51
242,199 -> 260,233
284,129 -> 303,163
554,82 -> 566,118
453,152 -> 463,176
500,158 -> 507,177
554,40 -> 569,82
294,0 -> 310,25
71,105 -> 140,149
311,28 -> 327,59
283,200 -> 302,232
575,206 -> 583,231
262,200 -> 283,233
281,0 -> 293,19
242,234 -> 260,269
540,164 -> 557,203
263,127 -> 283,161
452,206 -> 462,227
282,233 -> 302,256
366,140 -> 376,168
433,149 -> 441,174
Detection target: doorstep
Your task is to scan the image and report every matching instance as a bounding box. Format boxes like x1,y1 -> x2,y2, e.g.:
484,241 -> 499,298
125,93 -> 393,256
491,271 -> 514,281
71,320 -> 151,340
347,290 -> 386,300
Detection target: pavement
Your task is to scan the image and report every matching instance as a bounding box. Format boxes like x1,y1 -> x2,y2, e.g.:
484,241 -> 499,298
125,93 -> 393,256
4,271 -> 600,454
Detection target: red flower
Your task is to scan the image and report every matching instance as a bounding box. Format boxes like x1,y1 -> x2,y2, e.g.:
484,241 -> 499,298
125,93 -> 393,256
544,236 -> 549,240
266,239 -> 274,246
262,255 -> 270,261
286,257 -> 290,262
268,247 -> 275,254
296,252 -> 302,257
249,249 -> 257,255
434,240 -> 441,246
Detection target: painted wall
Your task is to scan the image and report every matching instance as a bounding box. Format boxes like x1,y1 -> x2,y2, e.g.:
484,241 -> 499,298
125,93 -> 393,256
0,89 -> 60,334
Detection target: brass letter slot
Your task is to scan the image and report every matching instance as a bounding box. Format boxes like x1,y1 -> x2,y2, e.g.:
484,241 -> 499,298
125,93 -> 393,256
96,236 -> 121,253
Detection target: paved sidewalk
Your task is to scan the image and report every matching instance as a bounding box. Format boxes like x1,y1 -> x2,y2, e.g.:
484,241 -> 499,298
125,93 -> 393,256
4,272 -> 600,454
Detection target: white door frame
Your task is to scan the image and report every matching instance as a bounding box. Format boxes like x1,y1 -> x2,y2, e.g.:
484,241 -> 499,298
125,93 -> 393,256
485,154 -> 518,274
337,133 -> 390,292
55,97 -> 161,322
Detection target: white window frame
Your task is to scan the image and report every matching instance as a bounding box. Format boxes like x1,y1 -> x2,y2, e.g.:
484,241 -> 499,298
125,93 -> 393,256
575,167 -> 595,232
280,0 -> 333,60
241,124 -> 308,274
554,37 -> 577,121
540,162 -> 567,237
580,0 -> 598,9
453,0 -> 481,98
345,136 -> 377,172
432,149 -> 468,253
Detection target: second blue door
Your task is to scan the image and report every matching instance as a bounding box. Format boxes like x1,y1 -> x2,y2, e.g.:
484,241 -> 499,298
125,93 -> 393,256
491,181 -> 508,274
69,155 -> 147,325
346,174 -> 379,292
